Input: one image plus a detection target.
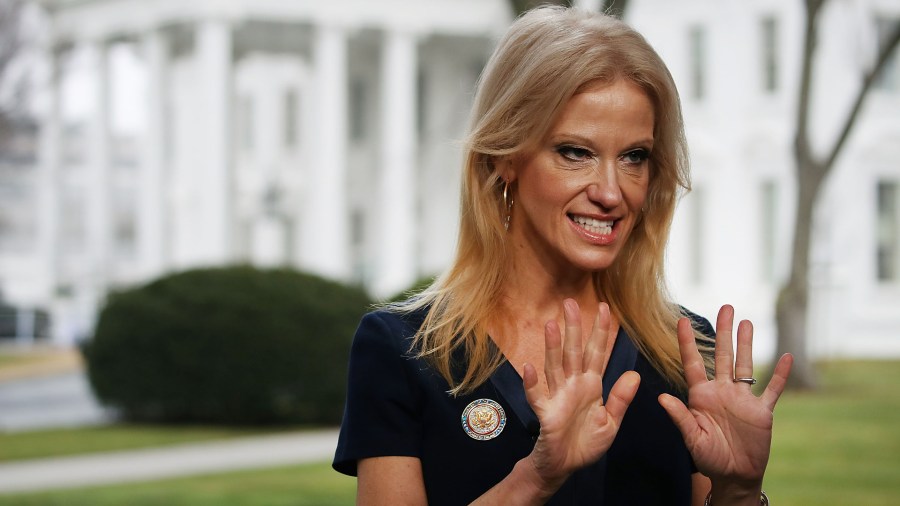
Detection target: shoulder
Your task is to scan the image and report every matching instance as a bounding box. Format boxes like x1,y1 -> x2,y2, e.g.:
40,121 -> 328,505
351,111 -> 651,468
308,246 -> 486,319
353,307 -> 428,349
335,308 -> 432,476
347,306 -> 433,371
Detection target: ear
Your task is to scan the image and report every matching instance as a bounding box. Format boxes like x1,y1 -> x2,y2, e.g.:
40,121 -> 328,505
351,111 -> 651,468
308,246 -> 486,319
495,155 -> 518,184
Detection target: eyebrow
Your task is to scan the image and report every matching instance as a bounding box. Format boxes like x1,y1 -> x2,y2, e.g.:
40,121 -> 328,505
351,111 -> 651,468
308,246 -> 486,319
548,133 -> 655,149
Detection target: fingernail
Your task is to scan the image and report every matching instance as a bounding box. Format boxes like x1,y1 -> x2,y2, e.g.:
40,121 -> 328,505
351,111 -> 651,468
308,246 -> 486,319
564,299 -> 577,318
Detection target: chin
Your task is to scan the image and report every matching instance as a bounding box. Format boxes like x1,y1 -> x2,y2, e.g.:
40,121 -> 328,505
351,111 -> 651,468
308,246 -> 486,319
567,254 -> 619,274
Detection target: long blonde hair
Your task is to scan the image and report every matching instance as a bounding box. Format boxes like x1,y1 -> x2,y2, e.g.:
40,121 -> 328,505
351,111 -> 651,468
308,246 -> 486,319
396,6 -> 711,395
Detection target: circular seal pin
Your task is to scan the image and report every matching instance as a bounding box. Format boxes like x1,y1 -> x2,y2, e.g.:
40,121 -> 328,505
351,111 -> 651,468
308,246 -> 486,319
461,398 -> 507,440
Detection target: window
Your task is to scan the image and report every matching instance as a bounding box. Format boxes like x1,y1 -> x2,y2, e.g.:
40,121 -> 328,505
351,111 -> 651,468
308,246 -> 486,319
350,208 -> 368,284
350,78 -> 367,142
283,89 -> 299,149
238,95 -> 254,153
876,180 -> 899,281
760,180 -> 778,281
875,17 -> 900,92
416,70 -> 427,136
688,25 -> 707,100
761,16 -> 779,93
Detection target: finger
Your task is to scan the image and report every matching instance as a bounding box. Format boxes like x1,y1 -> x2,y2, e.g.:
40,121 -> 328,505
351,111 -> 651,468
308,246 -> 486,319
761,353 -> 794,411
544,320 -> 564,394
714,305 -> 736,381
605,370 -> 640,422
733,319 -> 754,383
583,302 -> 610,375
523,362 -> 545,410
677,317 -> 708,387
658,393 -> 701,445
562,299 -> 583,377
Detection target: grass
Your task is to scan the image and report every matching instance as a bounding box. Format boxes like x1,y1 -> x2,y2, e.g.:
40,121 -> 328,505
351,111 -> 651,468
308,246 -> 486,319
0,349 -> 65,370
0,353 -> 35,368
0,461 -> 356,506
0,360 -> 897,505
0,424 -> 286,463
763,360 -> 900,505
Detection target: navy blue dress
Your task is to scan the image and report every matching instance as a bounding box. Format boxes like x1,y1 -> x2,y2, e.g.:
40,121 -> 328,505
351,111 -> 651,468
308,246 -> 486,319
333,308 -> 713,505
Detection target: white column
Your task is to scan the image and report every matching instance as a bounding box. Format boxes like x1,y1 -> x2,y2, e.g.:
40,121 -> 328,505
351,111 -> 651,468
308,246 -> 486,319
138,30 -> 168,279
36,47 -> 62,343
196,20 -> 232,263
71,40 -> 113,340
374,29 -> 418,298
301,23 -> 349,280
84,40 -> 112,290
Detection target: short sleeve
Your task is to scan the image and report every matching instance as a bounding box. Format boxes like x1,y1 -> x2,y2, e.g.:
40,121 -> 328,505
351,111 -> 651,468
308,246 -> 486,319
332,311 -> 423,476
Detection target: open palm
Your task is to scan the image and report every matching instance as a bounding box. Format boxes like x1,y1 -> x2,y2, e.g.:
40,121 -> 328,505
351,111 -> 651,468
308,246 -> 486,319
523,300 -> 641,486
659,305 -> 793,485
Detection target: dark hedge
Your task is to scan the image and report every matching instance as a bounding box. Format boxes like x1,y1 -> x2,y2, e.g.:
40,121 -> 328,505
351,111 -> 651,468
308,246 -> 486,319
83,266 -> 371,425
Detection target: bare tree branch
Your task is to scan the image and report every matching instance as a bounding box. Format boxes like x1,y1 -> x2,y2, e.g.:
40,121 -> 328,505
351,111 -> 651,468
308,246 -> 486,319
825,24 -> 900,170
793,0 -> 823,168
601,0 -> 629,18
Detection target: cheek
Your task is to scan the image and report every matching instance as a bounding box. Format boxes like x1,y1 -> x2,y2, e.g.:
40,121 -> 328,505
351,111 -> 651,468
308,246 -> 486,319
520,172 -> 577,208
624,178 -> 650,210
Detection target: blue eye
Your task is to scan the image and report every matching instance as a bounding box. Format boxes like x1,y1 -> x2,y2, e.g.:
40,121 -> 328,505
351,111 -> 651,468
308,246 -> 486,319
557,145 -> 593,161
622,149 -> 650,165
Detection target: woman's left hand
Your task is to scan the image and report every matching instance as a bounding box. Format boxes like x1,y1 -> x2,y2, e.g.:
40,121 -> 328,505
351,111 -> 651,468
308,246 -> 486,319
658,305 -> 793,492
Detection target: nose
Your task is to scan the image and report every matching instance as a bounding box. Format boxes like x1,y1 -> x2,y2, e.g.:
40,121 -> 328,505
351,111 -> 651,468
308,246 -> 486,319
586,162 -> 623,210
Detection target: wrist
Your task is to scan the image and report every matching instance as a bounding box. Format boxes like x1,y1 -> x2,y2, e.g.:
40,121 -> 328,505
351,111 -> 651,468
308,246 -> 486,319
706,480 -> 767,506
469,456 -> 566,506
516,455 -> 567,501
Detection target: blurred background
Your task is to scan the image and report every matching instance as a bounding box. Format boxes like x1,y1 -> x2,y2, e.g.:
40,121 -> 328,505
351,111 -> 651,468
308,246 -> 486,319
0,0 -> 898,504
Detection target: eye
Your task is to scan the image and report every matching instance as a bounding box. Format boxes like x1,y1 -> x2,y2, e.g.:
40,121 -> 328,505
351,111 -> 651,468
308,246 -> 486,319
622,148 -> 650,165
556,145 -> 594,162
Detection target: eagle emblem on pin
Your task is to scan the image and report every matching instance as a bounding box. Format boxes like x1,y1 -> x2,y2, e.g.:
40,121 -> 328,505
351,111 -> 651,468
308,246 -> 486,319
461,398 -> 507,440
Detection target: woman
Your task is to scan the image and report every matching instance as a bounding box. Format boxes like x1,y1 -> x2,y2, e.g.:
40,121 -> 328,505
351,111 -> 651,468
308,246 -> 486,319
333,6 -> 792,505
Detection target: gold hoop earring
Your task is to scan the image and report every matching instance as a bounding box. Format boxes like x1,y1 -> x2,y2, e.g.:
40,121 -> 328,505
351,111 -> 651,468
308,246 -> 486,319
503,180 -> 514,231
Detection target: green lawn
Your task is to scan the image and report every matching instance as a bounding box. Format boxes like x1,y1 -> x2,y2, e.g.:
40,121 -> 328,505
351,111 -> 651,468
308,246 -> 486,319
763,360 -> 900,505
0,360 -> 897,505
0,350 -> 60,370
0,425 -> 287,463
0,462 -> 356,506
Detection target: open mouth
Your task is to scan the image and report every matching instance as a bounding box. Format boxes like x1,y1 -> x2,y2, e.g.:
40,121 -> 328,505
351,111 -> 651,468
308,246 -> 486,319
569,214 -> 614,235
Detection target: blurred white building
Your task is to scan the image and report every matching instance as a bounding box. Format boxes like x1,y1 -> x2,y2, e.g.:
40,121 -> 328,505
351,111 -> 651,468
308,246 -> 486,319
630,0 -> 900,361
0,0 -> 898,360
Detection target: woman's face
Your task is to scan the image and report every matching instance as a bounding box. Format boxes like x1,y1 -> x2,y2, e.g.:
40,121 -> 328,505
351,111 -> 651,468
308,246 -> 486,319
505,79 -> 654,276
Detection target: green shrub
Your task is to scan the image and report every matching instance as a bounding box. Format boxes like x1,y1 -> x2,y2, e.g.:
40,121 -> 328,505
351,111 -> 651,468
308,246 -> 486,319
83,266 -> 372,425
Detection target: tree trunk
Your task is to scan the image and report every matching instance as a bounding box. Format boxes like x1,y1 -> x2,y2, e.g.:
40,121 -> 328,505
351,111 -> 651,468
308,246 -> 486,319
775,156 -> 826,389
774,1 -> 899,390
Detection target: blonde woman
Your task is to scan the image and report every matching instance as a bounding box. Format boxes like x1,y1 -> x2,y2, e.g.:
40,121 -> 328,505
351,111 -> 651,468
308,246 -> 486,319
334,6 -> 792,505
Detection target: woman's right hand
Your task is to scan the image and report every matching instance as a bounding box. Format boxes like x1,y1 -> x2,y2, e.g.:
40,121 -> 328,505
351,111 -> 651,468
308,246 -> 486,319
522,299 -> 641,494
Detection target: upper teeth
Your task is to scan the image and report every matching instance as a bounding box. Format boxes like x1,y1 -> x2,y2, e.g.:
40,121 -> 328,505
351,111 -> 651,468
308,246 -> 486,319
573,215 -> 613,234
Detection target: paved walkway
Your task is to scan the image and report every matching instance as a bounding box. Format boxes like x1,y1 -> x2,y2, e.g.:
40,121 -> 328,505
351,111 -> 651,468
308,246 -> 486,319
0,371 -> 117,432
0,429 -> 340,494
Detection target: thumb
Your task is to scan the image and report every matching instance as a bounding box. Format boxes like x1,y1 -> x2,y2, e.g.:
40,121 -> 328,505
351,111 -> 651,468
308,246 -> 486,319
605,371 -> 640,422
658,393 -> 700,443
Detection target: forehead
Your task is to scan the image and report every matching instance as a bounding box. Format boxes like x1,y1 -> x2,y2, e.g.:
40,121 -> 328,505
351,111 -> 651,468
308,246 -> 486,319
549,79 -> 655,138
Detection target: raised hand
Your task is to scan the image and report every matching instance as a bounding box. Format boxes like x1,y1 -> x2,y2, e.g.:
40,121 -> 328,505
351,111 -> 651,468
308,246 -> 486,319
523,299 -> 641,490
658,305 -> 793,490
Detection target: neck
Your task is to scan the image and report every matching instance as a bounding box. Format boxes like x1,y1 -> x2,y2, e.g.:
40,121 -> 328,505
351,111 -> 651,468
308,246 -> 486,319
489,248 -> 603,352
